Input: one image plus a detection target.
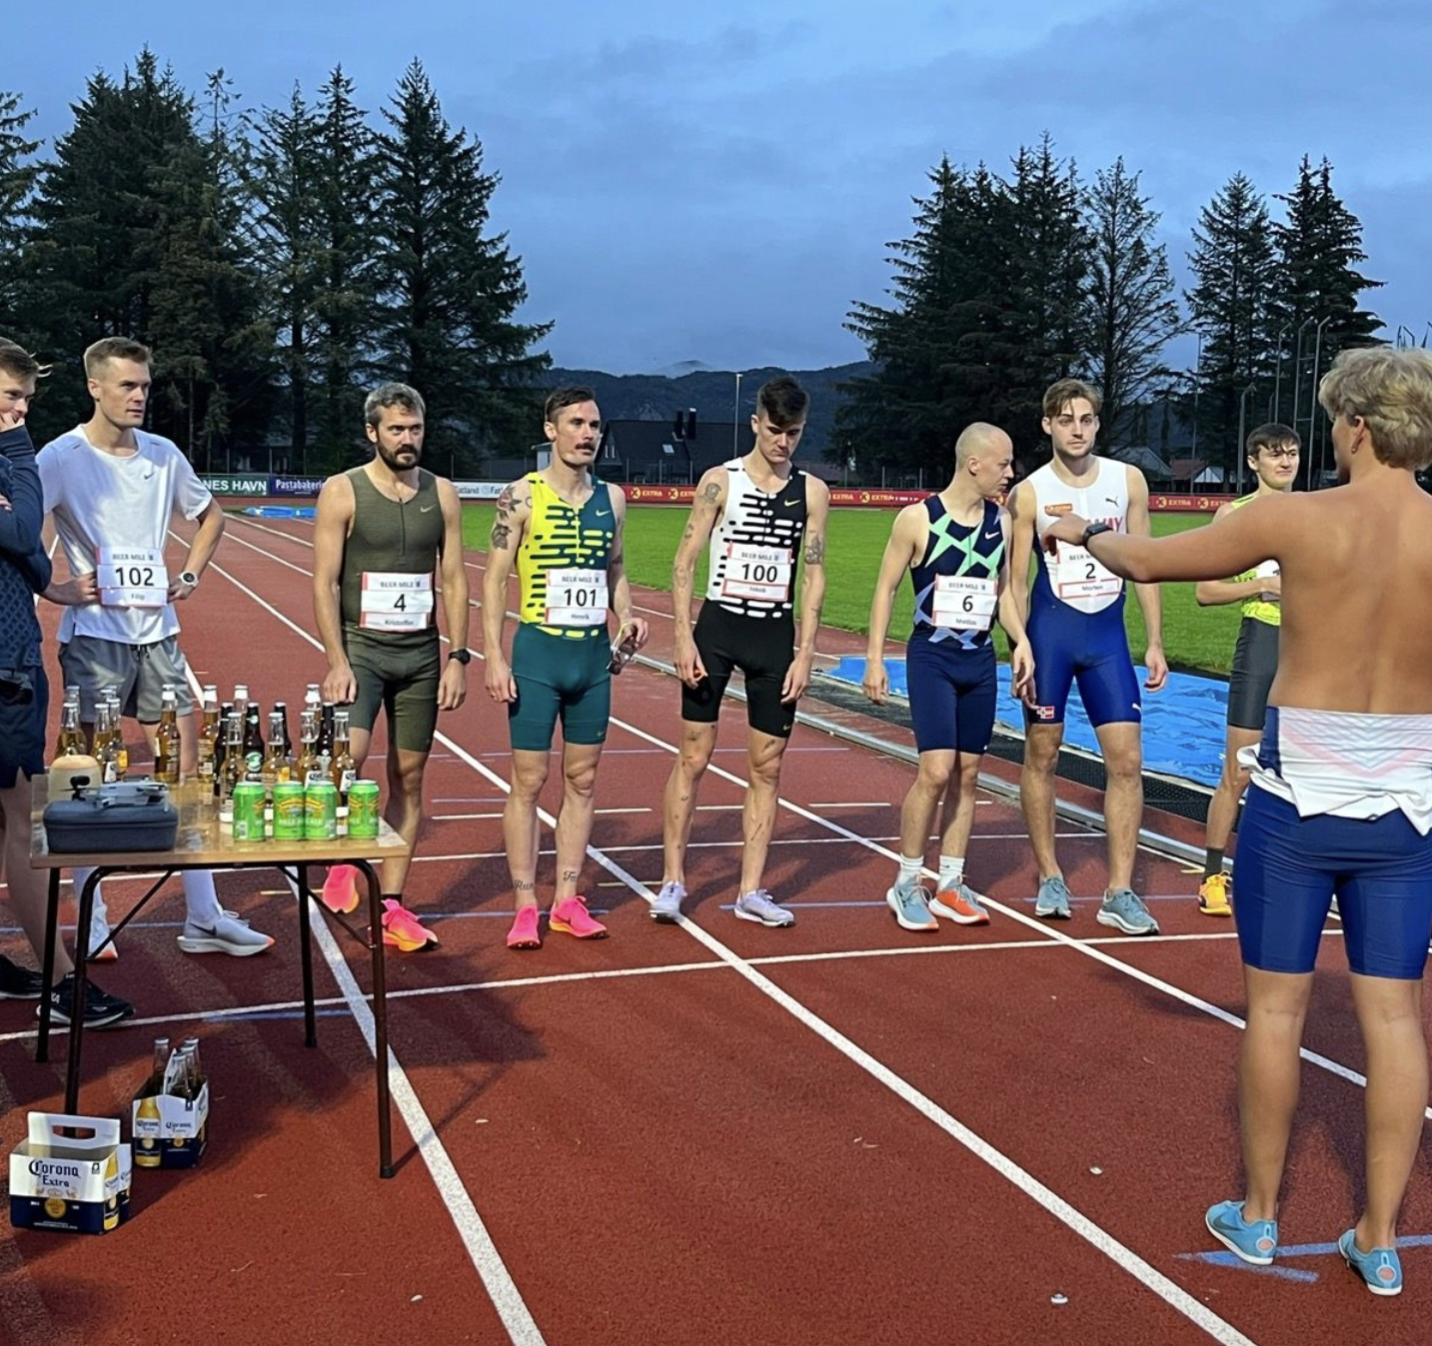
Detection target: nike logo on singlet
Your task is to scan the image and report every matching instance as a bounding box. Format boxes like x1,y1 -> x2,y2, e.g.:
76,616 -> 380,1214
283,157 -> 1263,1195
984,529 -> 1000,539
420,504 -> 436,512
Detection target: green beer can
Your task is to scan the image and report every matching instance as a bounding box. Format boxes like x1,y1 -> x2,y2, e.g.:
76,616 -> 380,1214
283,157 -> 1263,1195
272,782 -> 306,841
347,780 -> 380,839
232,782 -> 267,842
304,781 -> 338,840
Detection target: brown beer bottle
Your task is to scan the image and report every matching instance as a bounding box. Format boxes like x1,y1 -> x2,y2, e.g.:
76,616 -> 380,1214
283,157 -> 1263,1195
154,684 -> 181,786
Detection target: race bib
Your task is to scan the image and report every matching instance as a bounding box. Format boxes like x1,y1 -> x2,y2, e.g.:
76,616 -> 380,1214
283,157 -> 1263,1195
1051,541 -> 1122,602
96,546 -> 168,609
720,544 -> 793,602
359,571 -> 434,631
1255,558 -> 1280,602
931,575 -> 998,632
544,568 -> 608,627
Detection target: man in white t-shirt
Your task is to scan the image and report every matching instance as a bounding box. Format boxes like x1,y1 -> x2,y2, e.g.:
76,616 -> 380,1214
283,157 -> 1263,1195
39,337 -> 274,960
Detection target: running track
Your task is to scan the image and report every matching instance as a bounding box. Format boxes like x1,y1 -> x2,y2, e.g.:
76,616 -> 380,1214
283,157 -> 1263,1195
1,510 -> 1428,1345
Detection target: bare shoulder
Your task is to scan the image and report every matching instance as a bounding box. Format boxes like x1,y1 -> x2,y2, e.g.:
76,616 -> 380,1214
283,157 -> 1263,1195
694,466 -> 727,505
1007,479 -> 1036,519
498,476 -> 533,515
804,472 -> 831,506
434,476 -> 461,509
316,472 -> 355,517
606,482 -> 628,513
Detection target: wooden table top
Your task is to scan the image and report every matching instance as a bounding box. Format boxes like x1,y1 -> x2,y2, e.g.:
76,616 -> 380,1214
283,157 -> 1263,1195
30,777 -> 408,869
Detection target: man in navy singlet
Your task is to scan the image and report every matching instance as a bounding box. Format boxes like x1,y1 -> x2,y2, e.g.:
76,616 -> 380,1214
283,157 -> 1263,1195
1007,378 -> 1168,936
652,376 -> 830,928
864,424 -> 1034,932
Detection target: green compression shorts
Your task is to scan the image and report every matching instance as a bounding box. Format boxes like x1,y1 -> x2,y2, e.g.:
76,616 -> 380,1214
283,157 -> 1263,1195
508,624 -> 611,752
344,628 -> 442,753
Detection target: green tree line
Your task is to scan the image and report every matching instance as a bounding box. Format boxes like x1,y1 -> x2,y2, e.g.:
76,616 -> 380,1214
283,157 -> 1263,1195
0,51 -> 549,476
840,135 -> 1383,482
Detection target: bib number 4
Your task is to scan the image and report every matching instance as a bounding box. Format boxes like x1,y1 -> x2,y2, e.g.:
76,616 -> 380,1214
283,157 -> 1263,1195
360,572 -> 435,631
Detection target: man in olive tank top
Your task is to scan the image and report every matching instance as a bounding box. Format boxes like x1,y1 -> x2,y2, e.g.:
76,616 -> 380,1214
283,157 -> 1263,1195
1192,423 -> 1299,917
313,383 -> 470,949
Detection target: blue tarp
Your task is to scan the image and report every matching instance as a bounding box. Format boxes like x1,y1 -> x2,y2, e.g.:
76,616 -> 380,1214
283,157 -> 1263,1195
819,657 -> 1229,788
243,505 -> 316,519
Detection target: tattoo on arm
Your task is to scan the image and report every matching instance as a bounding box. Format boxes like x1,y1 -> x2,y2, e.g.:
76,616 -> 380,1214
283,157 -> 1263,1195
803,534 -> 826,566
700,480 -> 721,503
491,521 -> 511,549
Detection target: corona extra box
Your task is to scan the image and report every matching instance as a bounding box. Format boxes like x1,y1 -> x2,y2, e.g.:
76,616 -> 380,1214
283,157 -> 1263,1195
9,1113 -> 132,1235
131,1080 -> 209,1170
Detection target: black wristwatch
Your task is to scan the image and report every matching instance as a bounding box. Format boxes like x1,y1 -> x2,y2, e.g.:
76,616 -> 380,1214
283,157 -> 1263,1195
1080,522 -> 1113,547
447,648 -> 472,665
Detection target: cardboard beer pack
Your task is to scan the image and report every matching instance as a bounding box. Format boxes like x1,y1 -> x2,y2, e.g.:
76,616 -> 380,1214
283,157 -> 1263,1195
131,1079 -> 209,1170
9,1113 -> 132,1235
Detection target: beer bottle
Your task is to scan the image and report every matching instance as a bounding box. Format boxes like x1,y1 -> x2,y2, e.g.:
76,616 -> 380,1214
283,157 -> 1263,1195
134,1093 -> 163,1168
232,683 -> 249,723
145,1037 -> 170,1097
315,702 -> 336,778
103,687 -> 129,776
93,702 -> 122,783
330,710 -> 356,800
242,704 -> 265,782
54,688 -> 85,757
180,1037 -> 204,1088
274,701 -> 294,757
304,683 -> 321,718
196,686 -> 220,787
154,684 -> 181,786
261,709 -> 290,801
296,710 -> 320,786
222,712 -> 245,801
212,701 -> 233,799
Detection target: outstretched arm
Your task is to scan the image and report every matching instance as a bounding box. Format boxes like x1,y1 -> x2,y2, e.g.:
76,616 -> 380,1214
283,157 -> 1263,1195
1126,469 -> 1167,692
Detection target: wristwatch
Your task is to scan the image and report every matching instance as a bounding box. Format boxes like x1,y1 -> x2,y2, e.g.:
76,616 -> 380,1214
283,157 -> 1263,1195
447,648 -> 472,665
1080,522 -> 1113,547
179,570 -> 200,588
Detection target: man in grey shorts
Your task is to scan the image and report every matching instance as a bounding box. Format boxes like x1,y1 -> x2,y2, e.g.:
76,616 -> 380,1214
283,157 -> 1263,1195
39,337 -> 274,960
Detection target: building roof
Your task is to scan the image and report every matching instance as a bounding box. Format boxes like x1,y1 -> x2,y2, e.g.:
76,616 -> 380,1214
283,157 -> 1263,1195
1105,444 -> 1174,477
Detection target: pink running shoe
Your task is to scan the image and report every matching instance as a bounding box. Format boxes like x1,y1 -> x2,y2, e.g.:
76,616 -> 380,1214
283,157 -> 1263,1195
549,895 -> 608,940
506,905 -> 541,950
321,864 -> 361,915
380,899 -> 439,952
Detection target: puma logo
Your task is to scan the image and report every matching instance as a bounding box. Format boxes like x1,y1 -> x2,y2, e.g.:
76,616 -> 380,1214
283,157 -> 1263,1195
1104,496 -> 1118,506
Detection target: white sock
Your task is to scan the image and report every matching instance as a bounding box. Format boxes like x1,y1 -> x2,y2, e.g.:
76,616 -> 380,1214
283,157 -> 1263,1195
939,855 -> 966,887
73,867 -> 106,924
181,870 -> 224,925
896,855 -> 923,890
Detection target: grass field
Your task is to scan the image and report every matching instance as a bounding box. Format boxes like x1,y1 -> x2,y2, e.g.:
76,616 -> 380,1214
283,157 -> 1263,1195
462,504 -> 1241,676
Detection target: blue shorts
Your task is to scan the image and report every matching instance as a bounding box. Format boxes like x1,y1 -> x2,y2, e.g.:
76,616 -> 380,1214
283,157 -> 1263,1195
0,665 -> 47,790
508,624 -> 611,752
1233,786 -> 1432,979
906,633 -> 997,755
1024,600 -> 1140,728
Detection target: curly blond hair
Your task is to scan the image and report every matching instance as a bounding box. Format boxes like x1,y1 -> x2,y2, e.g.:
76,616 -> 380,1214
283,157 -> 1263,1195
1318,345 -> 1432,471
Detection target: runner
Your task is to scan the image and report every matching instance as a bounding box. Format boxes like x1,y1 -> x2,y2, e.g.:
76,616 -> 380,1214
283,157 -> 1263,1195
652,375 -> 829,927
1007,378 -> 1168,936
1043,345 -> 1432,1296
312,382 -> 468,951
38,337 -> 273,961
1193,423 -> 1299,917
0,338 -> 132,1026
482,387 -> 647,950
863,423 -> 1035,931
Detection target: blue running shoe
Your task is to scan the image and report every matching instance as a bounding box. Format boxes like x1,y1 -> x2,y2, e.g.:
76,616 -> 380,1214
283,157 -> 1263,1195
886,882 -> 938,932
1033,875 -> 1072,919
734,890 -> 795,928
1205,1201 -> 1277,1266
1338,1229 -> 1403,1296
1097,887 -> 1159,936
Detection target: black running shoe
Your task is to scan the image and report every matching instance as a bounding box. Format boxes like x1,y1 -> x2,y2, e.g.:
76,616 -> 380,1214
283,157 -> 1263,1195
0,954 -> 45,1000
39,974 -> 135,1029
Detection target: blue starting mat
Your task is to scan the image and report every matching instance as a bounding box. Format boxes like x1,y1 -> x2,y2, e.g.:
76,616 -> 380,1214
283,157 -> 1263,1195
243,505 -> 316,520
819,657 -> 1229,789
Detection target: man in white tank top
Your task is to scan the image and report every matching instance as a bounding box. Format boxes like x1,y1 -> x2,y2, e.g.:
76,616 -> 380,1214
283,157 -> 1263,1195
1007,378 -> 1168,936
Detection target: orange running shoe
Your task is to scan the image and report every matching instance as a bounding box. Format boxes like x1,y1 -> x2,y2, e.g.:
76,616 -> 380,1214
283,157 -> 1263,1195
506,905 -> 541,950
549,895 -> 608,940
1198,872 -> 1232,917
321,864 -> 361,915
381,899 -> 439,952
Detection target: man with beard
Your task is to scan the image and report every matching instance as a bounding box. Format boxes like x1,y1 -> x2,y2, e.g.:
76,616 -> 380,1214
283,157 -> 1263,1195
313,383 -> 469,949
482,387 -> 646,950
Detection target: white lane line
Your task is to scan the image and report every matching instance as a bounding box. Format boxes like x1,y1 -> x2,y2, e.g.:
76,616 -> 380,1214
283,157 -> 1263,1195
592,807 -> 651,815
433,812 -> 506,821
200,551 -> 546,1346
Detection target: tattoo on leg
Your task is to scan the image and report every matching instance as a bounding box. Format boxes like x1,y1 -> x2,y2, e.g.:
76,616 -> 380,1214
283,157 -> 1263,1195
514,879 -> 534,891
560,869 -> 579,884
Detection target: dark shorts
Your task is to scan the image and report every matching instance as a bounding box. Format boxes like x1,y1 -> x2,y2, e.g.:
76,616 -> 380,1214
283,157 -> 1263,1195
508,624 -> 611,752
682,603 -> 796,740
1024,601 -> 1141,729
1227,617 -> 1279,731
59,633 -> 194,721
906,634 -> 998,755
344,629 -> 442,754
0,665 -> 47,790
1233,786 -> 1432,979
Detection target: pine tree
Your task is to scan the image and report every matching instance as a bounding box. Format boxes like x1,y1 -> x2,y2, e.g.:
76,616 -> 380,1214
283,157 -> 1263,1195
1185,173 -> 1279,477
1084,157 -> 1182,447
1272,156 -> 1383,474
0,90 -> 41,327
369,61 -> 550,475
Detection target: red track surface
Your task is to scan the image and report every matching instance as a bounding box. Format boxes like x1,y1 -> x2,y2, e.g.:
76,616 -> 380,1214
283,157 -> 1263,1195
2,510 -> 1430,1345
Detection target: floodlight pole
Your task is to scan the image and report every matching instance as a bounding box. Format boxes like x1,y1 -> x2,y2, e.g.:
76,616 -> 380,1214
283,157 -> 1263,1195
1289,317 -> 1316,458
1274,324 -> 1292,422
732,372 -> 743,456
1308,316 -> 1332,489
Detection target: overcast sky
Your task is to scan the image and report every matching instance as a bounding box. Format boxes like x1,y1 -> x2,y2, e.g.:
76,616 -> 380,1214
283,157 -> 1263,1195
14,1 -> 1432,374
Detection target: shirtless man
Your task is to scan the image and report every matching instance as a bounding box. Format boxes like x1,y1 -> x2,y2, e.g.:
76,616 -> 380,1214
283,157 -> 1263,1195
1043,345 -> 1432,1297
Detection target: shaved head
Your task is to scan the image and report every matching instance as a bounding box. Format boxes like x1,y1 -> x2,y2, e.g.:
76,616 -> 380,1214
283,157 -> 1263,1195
955,422 -> 1011,465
